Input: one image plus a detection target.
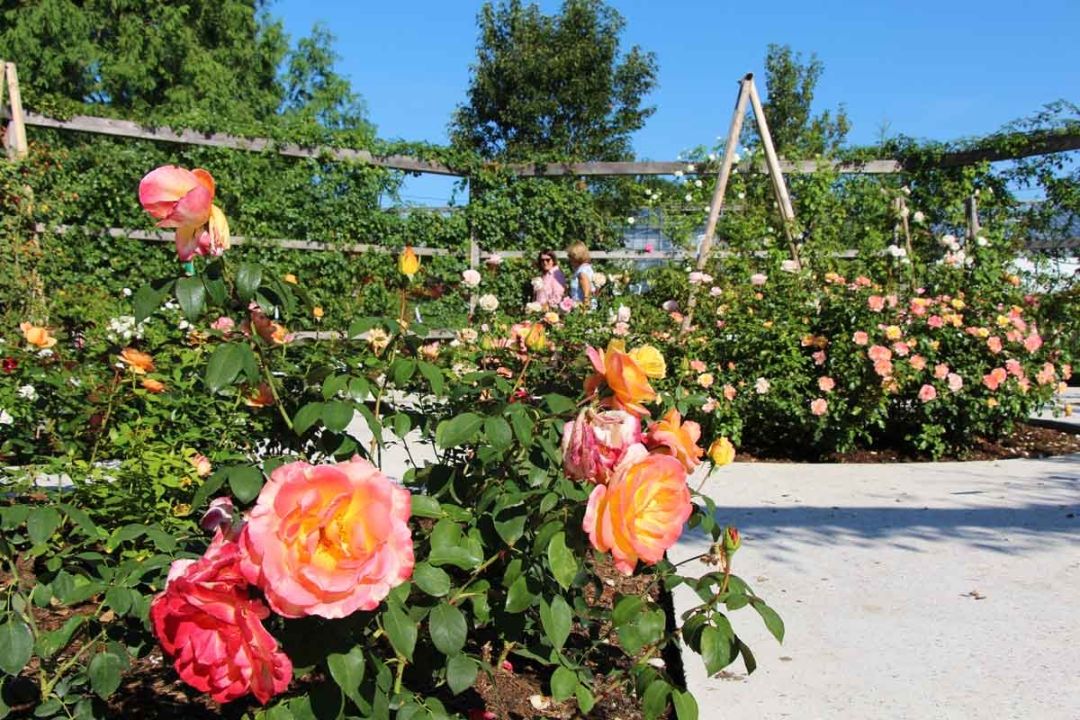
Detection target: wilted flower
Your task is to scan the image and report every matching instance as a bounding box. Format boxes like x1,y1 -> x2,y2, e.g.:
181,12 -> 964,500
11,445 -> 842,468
190,453 -> 213,478
367,328 -> 391,355
141,378 -> 166,393
780,259 -> 799,273
561,408 -> 643,484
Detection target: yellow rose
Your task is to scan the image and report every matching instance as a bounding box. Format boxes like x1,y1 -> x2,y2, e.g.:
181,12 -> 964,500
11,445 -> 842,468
283,273 -> 298,285
398,246 -> 420,278
628,344 -> 667,379
708,437 -> 735,467
884,325 -> 902,340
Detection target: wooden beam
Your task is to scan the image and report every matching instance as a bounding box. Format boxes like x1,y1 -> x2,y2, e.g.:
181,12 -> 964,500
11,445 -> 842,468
747,77 -> 801,268
3,62 -> 28,159
20,112 -> 462,176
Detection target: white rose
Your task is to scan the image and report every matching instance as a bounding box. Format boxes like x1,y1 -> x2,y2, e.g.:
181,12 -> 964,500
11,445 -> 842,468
526,301 -> 543,313
479,294 -> 499,312
754,377 -> 770,395
616,305 -> 631,323
457,328 -> 478,344
591,272 -> 607,289
913,211 -> 925,224
462,269 -> 481,287
781,259 -> 799,273
0,409 -> 12,425
18,385 -> 37,400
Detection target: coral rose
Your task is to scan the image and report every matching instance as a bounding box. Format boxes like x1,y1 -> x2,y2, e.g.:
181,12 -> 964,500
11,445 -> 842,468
582,446 -> 692,575
917,384 -> 937,403
562,409 -> 643,484
584,342 -> 657,417
141,378 -> 166,393
852,331 -> 869,346
818,376 -> 835,392
240,457 -> 414,618
644,409 -> 704,473
150,533 -> 292,704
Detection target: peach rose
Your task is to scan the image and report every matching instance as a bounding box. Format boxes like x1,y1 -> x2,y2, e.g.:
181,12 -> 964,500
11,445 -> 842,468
561,408 -> 643,484
917,384 -> 937,403
644,409 -> 704,473
818,376 -> 835,392
240,457 -> 413,618
582,446 -> 692,575
150,532 -> 292,704
584,342 -> 657,417
810,398 -> 828,416
852,331 -> 869,346
141,378 -> 166,393
119,347 -> 155,374
20,322 -> 57,349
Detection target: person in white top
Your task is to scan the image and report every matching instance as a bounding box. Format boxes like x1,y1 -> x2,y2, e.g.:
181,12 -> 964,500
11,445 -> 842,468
566,241 -> 595,310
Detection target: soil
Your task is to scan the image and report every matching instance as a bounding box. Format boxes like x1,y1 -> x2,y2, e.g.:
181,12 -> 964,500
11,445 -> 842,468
738,422 -> 1080,464
5,554 -> 674,719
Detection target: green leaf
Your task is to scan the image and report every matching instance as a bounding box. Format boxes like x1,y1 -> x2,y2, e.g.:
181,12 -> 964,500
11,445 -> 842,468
205,343 -> 245,393
484,416 -> 513,451
539,596 -> 572,652
382,605 -> 417,661
0,620 -> 33,674
391,413 -> 412,438
504,576 -> 532,613
546,532 -> 577,590
506,406 -> 534,446
236,262 -> 263,301
322,401 -> 354,433
700,623 -> 738,675
417,361 -> 445,396
26,507 -> 61,545
672,690 -> 699,720
493,513 -> 526,546
752,600 -> 785,643
612,595 -> 643,627
105,587 -> 133,615
410,496 -> 442,519
575,683 -> 596,714
618,609 -> 665,655
293,402 -> 324,435
88,650 -> 124,698
544,394 -> 577,414
428,602 -> 467,656
175,276 -> 207,320
445,654 -> 478,695
133,280 -> 172,323
550,667 -> 577,702
36,615 -> 86,659
327,646 -> 366,709
642,679 -> 672,720
738,639 -> 758,674
229,466 -> 264,504
391,358 -> 416,386
412,563 -> 451,598
435,413 -> 483,448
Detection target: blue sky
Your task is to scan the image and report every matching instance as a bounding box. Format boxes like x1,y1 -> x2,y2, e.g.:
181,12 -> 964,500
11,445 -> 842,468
274,0 -> 1079,205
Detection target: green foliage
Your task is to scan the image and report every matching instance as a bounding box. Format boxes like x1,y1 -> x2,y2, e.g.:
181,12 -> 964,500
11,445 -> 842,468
452,0 -> 658,161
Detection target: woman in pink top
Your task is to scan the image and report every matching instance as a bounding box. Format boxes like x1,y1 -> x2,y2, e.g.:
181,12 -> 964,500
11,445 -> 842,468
533,250 -> 568,308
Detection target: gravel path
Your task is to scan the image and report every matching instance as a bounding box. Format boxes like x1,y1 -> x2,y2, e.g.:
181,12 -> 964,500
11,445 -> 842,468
673,455 -> 1080,719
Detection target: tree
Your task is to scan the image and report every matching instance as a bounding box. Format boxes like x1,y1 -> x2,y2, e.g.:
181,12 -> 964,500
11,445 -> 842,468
753,44 -> 849,158
451,0 -> 658,161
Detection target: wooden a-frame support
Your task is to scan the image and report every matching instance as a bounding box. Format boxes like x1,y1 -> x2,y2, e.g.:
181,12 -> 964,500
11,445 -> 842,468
0,61 -> 28,160
682,73 -> 800,332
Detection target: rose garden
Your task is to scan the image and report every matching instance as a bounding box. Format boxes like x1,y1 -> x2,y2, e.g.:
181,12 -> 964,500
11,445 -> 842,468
1,3 -> 1079,719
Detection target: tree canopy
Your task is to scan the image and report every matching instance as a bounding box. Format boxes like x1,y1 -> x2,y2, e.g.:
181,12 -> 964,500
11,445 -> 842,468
451,0 -> 658,162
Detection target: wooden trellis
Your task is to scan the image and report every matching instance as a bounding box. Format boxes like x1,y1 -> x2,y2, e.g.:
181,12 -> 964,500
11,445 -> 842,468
0,61 -> 28,159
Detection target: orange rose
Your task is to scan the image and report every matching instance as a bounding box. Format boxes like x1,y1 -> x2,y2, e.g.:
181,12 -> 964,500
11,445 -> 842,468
644,409 -> 704,472
245,383 -> 275,408
20,322 -> 57,349
239,457 -> 414,618
141,378 -> 166,393
582,446 -> 692,575
119,348 -> 155,374
584,342 -> 656,417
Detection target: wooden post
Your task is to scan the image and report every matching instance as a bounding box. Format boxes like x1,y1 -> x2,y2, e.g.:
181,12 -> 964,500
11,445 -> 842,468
680,76 -> 753,333
3,62 -> 28,159
467,177 -> 479,316
965,195 -> 980,242
747,78 -> 799,268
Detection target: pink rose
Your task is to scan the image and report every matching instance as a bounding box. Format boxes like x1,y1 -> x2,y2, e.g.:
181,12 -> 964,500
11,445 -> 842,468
211,316 -> 235,332
1036,362 -> 1056,386
561,408 -> 643,485
868,345 -> 893,363
873,359 -> 894,377
867,295 -> 885,312
240,457 -> 413,618
934,363 -> 950,379
812,350 -> 826,366
854,276 -> 872,288
690,359 -> 707,373
750,273 -> 767,286
918,384 -> 937,403
987,336 -> 1003,354
151,533 -> 292,704
559,296 -> 576,313
818,376 -> 835,392
810,398 -> 828,416
722,384 -> 737,401
1005,359 -> 1024,378
927,315 -> 944,329
892,342 -> 910,357
947,373 -> 964,393
852,331 -> 869,346
1023,334 -> 1043,353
